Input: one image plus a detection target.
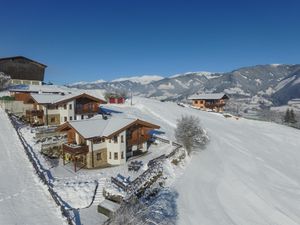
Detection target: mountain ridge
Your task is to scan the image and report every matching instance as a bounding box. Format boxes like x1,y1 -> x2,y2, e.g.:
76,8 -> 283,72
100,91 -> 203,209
67,64 -> 300,106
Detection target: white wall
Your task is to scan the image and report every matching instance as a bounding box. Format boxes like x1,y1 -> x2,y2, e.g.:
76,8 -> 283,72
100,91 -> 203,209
59,100 -> 75,124
107,130 -> 126,165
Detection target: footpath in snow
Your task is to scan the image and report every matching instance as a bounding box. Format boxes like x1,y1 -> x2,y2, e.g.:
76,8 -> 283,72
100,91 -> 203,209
0,108 -> 65,225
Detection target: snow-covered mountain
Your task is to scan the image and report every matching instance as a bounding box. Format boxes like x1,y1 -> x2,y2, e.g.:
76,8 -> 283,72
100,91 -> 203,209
68,64 -> 300,106
112,75 -> 163,84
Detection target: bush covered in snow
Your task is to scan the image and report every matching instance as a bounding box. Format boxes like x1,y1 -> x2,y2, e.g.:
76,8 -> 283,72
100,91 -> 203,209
175,115 -> 208,155
0,72 -> 11,91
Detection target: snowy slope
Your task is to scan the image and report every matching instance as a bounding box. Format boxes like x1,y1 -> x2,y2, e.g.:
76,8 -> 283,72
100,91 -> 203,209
106,97 -> 300,225
0,109 -> 65,225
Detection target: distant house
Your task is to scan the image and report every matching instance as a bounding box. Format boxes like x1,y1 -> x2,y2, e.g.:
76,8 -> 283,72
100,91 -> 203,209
56,117 -> 160,171
25,93 -> 106,125
0,56 -> 47,85
188,93 -> 229,112
108,97 -> 125,104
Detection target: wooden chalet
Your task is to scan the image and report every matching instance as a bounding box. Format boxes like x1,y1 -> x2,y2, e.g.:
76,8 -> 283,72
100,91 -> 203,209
56,117 -> 160,172
188,93 -> 229,112
24,93 -> 106,125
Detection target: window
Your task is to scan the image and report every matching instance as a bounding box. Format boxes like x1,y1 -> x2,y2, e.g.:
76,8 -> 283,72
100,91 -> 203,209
70,116 -> 72,121
69,104 -> 72,110
121,152 -> 124,159
81,115 -> 84,120
109,152 -> 111,159
50,117 -> 55,123
64,104 -> 67,110
64,116 -> 67,122
121,135 -> 124,143
114,152 -> 118,160
113,135 -> 118,143
194,100 -> 198,104
200,100 -> 204,104
96,153 -> 101,160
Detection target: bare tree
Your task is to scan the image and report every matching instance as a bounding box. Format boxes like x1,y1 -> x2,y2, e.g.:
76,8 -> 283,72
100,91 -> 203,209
175,115 -> 208,155
0,72 -> 11,91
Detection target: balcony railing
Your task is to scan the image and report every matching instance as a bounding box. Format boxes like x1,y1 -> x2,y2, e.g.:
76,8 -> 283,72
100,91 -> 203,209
75,108 -> 98,114
63,143 -> 89,155
204,102 -> 225,108
127,135 -> 149,147
26,109 -> 44,117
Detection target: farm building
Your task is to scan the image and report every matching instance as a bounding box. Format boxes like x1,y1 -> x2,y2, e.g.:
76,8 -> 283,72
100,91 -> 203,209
188,93 -> 229,112
0,56 -> 46,85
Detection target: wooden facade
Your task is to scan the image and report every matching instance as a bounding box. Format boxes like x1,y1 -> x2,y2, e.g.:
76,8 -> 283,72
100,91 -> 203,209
0,56 -> 46,84
190,94 -> 229,112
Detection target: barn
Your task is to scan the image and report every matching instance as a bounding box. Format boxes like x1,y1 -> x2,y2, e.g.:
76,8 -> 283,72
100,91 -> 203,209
0,56 -> 47,85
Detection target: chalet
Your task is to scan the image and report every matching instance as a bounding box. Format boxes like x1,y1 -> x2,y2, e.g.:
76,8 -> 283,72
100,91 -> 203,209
25,93 -> 106,125
56,117 -> 160,171
0,85 -> 71,117
0,56 -> 47,85
188,93 -> 229,112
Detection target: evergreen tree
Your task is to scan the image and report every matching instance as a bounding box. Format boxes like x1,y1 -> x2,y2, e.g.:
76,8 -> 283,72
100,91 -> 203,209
284,108 -> 291,123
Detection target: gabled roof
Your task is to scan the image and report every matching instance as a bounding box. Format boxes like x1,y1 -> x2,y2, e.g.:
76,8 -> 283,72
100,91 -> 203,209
57,117 -> 160,139
28,92 -> 106,105
0,56 -> 47,68
188,93 -> 229,100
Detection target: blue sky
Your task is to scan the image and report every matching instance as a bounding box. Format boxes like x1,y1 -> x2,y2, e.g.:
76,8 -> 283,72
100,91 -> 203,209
1,0 -> 300,84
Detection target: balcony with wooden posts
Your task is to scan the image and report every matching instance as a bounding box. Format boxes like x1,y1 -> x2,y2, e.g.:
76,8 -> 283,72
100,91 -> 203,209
26,109 -> 44,118
127,135 -> 150,147
62,143 -> 89,155
62,143 -> 89,172
75,103 -> 99,114
204,101 -> 226,109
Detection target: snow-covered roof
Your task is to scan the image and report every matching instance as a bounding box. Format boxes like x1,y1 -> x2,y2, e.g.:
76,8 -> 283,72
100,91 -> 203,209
98,199 -> 120,212
30,93 -> 77,104
188,93 -> 228,100
61,116 -> 159,139
29,92 -> 104,105
68,117 -> 136,139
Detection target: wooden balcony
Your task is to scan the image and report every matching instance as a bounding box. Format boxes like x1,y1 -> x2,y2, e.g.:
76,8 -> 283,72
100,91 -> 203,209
63,143 -> 89,155
127,135 -> 149,147
75,107 -> 99,114
204,102 -> 225,108
26,109 -> 44,118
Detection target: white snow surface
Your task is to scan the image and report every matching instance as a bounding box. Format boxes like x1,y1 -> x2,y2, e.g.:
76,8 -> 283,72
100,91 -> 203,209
0,109 -> 65,225
112,75 -> 163,84
107,97 -> 300,225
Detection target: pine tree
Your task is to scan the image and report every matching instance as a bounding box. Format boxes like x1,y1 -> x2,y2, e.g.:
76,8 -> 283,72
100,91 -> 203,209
284,108 -> 291,123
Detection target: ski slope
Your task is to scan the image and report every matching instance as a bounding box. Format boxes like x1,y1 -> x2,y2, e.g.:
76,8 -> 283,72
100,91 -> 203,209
0,109 -> 65,225
108,97 -> 300,225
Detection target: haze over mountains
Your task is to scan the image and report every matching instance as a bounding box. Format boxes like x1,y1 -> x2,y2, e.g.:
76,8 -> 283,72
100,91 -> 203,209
68,64 -> 300,106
